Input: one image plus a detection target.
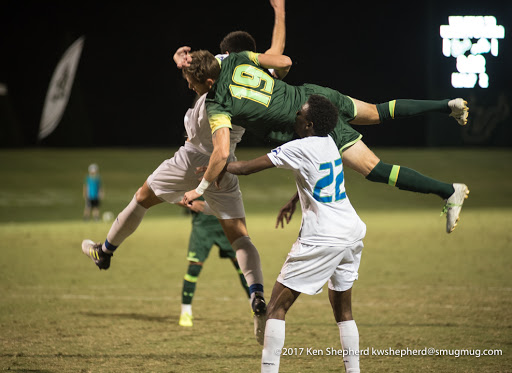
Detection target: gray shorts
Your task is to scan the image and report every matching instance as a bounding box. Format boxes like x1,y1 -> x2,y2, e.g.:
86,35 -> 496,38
147,142 -> 246,220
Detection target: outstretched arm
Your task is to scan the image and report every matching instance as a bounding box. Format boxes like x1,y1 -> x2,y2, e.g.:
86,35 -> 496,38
227,155 -> 275,175
265,0 -> 286,56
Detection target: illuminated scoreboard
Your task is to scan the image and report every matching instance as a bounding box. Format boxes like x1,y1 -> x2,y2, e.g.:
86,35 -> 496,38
440,16 -> 505,88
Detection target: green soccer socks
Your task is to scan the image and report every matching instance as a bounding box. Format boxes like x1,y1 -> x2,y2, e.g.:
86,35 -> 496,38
376,99 -> 450,122
182,263 -> 202,305
366,161 -> 454,199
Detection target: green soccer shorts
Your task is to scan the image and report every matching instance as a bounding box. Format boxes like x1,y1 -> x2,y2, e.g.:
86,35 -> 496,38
304,84 -> 362,152
186,222 -> 236,263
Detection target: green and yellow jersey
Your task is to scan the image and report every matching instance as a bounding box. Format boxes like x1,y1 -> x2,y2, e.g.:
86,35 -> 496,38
205,51 -> 362,151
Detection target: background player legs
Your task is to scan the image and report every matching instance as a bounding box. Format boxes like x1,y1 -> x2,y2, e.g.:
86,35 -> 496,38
91,204 -> 100,221
180,261 -> 203,327
329,287 -> 360,373
83,202 -> 92,221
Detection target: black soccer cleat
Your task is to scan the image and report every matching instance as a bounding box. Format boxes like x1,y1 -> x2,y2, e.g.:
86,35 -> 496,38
81,239 -> 112,270
252,294 -> 267,315
252,294 -> 267,345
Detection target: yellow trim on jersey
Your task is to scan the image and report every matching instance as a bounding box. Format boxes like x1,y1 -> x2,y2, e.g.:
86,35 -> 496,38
388,165 -> 401,186
247,51 -> 261,66
215,57 -> 222,67
209,113 -> 232,134
339,134 -> 363,154
389,100 -> 396,119
347,96 -> 358,118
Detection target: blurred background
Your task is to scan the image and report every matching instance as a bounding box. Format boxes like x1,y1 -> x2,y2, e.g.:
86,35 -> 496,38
1,0 -> 510,149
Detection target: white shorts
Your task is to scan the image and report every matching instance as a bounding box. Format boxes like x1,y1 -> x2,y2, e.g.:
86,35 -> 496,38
146,142 -> 246,220
277,239 -> 364,295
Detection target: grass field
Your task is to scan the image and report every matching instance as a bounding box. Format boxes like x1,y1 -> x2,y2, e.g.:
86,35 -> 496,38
1,147 -> 511,372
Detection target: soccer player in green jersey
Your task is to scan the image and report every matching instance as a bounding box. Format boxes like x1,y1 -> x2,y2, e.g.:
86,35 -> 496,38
178,198 -> 249,327
180,50 -> 469,233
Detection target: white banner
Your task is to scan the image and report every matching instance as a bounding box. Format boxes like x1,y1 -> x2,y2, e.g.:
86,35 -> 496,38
38,36 -> 84,140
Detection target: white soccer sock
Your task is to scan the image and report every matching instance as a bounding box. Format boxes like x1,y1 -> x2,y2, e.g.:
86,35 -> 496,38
181,304 -> 192,315
232,236 -> 264,288
338,320 -> 360,373
103,195 -> 147,253
261,319 -> 285,373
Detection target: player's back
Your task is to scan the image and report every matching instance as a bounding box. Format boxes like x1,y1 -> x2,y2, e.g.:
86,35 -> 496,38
206,52 -> 305,142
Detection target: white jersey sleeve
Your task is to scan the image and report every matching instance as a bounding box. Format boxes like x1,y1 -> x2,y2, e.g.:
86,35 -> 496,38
267,141 -> 303,171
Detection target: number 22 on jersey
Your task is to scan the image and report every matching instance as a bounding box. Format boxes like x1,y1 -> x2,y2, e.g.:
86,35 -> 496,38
229,65 -> 275,107
313,158 -> 346,203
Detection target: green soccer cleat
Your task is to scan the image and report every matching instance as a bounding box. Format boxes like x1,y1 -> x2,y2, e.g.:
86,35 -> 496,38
441,183 -> 470,233
179,312 -> 193,327
252,294 -> 267,345
81,239 -> 112,270
448,98 -> 469,126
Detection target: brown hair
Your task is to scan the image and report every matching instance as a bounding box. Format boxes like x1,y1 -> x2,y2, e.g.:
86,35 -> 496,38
182,50 -> 220,84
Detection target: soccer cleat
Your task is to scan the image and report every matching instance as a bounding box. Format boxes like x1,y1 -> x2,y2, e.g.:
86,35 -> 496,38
179,312 -> 193,327
81,239 -> 112,270
448,98 -> 469,126
441,183 -> 470,233
252,294 -> 267,345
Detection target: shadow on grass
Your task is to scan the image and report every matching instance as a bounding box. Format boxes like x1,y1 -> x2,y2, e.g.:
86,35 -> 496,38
79,311 -> 173,323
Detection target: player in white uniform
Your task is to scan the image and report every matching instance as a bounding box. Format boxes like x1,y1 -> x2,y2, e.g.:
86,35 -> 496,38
81,0 -> 287,345
225,95 -> 365,373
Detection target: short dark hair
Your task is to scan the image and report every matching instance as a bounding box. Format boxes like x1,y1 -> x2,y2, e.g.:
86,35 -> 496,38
219,31 -> 257,53
304,95 -> 339,136
182,50 -> 220,83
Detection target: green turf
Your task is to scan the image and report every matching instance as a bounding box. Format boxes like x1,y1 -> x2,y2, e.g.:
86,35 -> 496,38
1,148 -> 511,372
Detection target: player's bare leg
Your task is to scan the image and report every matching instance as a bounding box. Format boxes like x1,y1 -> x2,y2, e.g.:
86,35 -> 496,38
261,282 -> 300,373
219,218 -> 267,345
341,141 -> 379,177
329,287 -> 360,373
82,181 -> 162,269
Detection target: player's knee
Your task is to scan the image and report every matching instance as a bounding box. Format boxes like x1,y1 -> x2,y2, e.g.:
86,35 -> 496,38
187,263 -> 203,277
135,184 -> 161,208
135,187 -> 145,204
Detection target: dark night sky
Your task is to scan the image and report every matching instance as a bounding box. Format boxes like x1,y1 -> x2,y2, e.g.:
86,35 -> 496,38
1,0 -> 510,147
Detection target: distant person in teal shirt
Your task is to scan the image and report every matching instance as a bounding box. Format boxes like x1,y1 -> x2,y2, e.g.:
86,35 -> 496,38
83,163 -> 103,221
